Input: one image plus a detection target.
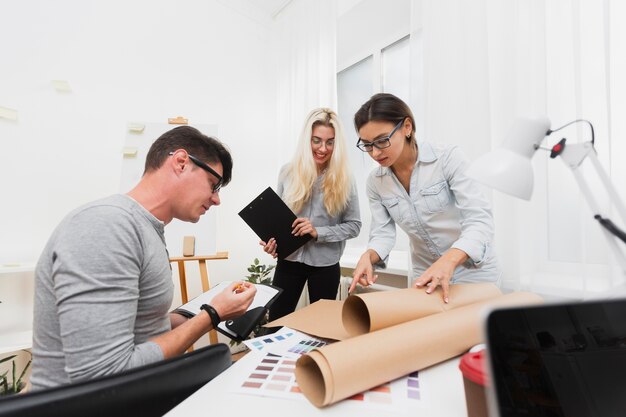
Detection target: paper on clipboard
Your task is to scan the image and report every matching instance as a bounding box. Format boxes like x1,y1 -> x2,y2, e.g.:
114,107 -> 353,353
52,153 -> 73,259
238,187 -> 312,259
173,281 -> 282,340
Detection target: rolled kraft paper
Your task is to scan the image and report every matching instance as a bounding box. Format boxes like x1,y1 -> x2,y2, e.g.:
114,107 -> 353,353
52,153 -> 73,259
342,282 -> 502,336
295,291 -> 543,407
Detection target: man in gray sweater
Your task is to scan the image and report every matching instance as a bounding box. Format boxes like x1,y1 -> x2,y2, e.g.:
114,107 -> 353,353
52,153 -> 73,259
31,126 -> 256,390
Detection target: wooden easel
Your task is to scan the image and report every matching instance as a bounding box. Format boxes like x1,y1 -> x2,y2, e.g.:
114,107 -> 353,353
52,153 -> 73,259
170,251 -> 229,347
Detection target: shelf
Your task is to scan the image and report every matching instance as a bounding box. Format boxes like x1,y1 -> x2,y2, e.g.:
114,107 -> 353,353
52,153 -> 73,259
0,330 -> 32,355
0,267 -> 35,355
0,263 -> 36,275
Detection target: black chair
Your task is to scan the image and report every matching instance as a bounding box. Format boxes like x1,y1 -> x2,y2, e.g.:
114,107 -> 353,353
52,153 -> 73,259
0,343 -> 232,417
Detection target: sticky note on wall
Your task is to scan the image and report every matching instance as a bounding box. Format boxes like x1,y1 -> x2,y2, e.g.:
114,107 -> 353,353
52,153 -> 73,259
123,147 -> 138,158
0,106 -> 18,121
127,122 -> 145,133
51,80 -> 72,93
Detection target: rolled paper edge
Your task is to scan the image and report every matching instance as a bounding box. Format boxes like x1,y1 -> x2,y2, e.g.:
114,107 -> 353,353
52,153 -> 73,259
295,350 -> 335,407
342,295 -> 370,336
297,291 -> 543,407
344,283 -> 503,337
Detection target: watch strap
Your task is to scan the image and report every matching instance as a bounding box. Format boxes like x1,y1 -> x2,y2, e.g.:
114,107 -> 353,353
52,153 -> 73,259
200,304 -> 221,329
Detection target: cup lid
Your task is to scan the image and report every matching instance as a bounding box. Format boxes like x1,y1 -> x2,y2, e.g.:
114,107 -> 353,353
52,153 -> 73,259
459,349 -> 488,386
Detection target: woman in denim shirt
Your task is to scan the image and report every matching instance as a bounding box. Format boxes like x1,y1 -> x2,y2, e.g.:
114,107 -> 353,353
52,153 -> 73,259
261,108 -> 361,320
348,93 -> 500,303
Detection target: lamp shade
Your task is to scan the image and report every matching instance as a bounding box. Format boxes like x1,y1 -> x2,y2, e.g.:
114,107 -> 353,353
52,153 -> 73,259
466,117 -> 551,201
466,148 -> 535,200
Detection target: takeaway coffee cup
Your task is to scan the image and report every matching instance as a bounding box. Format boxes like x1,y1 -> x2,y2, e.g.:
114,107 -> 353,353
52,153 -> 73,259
459,349 -> 488,417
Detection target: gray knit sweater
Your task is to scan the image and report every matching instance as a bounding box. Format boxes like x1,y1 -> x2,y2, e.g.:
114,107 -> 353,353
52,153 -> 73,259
31,194 -> 173,390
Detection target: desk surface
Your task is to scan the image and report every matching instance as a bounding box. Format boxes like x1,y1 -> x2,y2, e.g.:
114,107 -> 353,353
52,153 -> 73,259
340,247 -> 409,277
0,263 -> 35,274
165,351 -> 468,417
0,266 -> 35,354
0,330 -> 32,355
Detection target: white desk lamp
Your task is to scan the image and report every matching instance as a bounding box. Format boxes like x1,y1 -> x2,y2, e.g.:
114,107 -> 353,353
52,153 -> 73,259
466,117 -> 626,274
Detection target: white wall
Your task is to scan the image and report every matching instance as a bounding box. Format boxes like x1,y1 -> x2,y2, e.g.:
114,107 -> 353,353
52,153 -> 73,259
4,0 -> 625,312
0,0 -> 279,290
336,0 -> 626,299
337,0 -> 410,72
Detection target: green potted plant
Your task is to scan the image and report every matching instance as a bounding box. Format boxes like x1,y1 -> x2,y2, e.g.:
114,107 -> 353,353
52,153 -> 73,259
229,258 -> 275,347
0,350 -> 32,396
245,257 -> 275,285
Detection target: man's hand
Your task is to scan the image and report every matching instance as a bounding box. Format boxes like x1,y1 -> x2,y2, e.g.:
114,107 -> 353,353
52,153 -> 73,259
210,281 -> 256,320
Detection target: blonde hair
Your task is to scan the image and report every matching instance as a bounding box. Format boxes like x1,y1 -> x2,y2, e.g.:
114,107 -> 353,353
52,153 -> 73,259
282,108 -> 352,217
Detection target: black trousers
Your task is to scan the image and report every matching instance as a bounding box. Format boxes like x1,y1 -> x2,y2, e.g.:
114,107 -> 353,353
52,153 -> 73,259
268,259 -> 340,322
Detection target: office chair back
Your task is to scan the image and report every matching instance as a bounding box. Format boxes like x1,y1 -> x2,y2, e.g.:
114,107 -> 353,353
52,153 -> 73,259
0,343 -> 232,417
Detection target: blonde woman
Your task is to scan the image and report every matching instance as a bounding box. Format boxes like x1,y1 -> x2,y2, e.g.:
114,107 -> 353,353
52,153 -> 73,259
261,108 -> 361,321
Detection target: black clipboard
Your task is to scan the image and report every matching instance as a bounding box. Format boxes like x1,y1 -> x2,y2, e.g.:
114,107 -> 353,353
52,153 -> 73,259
221,282 -> 283,341
238,187 -> 312,259
173,281 -> 283,341
222,306 -> 268,341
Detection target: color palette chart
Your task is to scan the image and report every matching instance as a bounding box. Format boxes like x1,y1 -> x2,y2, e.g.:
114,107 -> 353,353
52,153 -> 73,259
286,338 -> 326,355
341,371 -> 425,412
238,353 -> 304,401
243,327 -> 297,352
234,326 -> 429,412
234,350 -> 429,412
265,331 -> 327,358
405,371 -> 421,400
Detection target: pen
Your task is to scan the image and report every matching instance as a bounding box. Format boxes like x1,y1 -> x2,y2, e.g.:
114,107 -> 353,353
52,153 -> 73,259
233,283 -> 246,294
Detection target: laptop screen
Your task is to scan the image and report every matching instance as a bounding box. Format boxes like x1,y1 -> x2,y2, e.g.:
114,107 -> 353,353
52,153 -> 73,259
485,298 -> 626,417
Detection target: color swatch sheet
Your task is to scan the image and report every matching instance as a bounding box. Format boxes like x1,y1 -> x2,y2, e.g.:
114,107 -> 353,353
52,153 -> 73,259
244,327 -> 329,358
243,326 -> 298,352
234,328 -> 431,413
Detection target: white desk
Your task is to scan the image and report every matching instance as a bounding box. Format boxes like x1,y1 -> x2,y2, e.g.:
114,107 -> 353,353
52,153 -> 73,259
0,263 -> 35,355
0,330 -> 32,355
339,247 -> 410,293
165,351 -> 468,417
340,247 -> 409,276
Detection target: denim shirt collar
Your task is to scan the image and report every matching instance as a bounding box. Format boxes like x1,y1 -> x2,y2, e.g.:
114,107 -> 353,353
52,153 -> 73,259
374,141 -> 437,177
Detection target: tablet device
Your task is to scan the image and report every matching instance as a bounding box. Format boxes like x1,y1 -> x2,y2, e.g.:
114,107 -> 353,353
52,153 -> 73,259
238,187 -> 312,259
484,298 -> 626,417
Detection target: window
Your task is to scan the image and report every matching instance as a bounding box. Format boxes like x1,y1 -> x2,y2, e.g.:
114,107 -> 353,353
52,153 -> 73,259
337,35 -> 414,251
382,36 -> 410,101
337,56 -> 373,248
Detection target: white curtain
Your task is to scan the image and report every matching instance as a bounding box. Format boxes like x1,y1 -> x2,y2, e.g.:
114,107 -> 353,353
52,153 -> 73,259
272,0 -> 338,164
412,0 -> 626,294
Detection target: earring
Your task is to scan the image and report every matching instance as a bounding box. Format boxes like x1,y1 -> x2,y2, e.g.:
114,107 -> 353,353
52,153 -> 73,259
406,135 -> 411,139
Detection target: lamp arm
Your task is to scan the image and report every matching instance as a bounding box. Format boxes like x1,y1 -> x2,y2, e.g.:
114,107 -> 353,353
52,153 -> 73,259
594,215 -> 626,244
547,119 -> 595,145
562,143 -> 626,273
587,147 -> 626,222
587,149 -> 626,245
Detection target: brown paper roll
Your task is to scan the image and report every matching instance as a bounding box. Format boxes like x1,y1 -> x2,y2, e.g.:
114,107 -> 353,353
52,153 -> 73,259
295,291 -> 543,407
342,283 -> 502,336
